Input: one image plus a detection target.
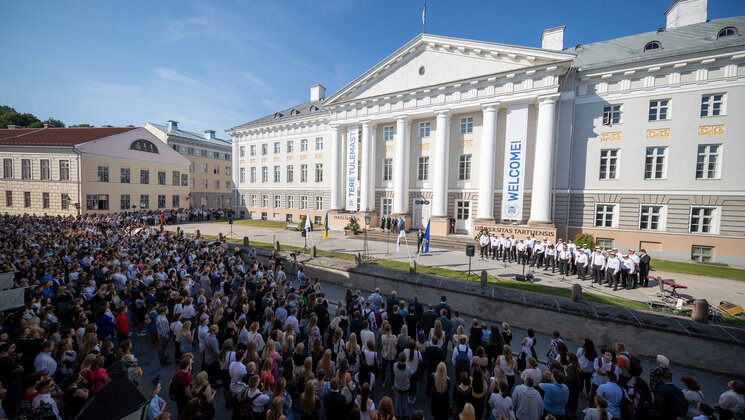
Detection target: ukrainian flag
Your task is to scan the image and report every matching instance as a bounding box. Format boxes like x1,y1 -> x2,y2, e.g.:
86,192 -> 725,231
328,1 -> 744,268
424,219 -> 431,253
323,212 -> 329,240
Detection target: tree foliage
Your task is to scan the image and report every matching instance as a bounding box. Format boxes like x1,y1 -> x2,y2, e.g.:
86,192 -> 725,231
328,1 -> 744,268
70,123 -> 93,127
0,106 -> 65,128
574,233 -> 596,250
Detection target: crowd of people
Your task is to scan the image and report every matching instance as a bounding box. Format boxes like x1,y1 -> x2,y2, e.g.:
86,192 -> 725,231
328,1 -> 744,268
0,210 -> 742,420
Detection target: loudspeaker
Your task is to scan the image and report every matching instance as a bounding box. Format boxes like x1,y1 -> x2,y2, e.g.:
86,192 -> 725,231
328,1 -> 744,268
228,217 -> 233,225
301,229 -> 307,238
465,244 -> 475,257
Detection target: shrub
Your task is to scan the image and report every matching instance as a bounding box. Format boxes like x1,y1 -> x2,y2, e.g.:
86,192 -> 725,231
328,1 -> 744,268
574,233 -> 596,250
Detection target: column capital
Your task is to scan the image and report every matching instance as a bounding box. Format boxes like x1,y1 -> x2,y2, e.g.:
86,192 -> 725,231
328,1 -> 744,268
434,109 -> 450,117
537,94 -> 560,105
393,114 -> 408,122
360,120 -> 372,127
329,124 -> 340,130
481,102 -> 501,113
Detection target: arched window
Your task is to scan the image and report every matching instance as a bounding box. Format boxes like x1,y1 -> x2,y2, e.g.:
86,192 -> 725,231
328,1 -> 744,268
718,27 -> 738,39
130,139 -> 159,153
644,41 -> 662,52
309,105 -> 319,112
274,112 -> 283,119
290,109 -> 300,116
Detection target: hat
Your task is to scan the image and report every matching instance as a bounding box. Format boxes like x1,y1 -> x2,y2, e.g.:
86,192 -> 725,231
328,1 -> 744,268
656,355 -> 669,366
623,254 -> 629,258
628,249 -> 635,252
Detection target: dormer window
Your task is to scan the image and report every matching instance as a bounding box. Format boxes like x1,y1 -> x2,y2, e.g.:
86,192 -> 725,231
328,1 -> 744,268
130,139 -> 159,153
290,109 -> 300,116
274,112 -> 283,119
309,105 -> 319,112
718,27 -> 738,39
644,41 -> 662,52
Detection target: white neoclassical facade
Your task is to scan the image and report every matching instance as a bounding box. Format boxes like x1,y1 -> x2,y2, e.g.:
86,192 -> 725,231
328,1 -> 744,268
228,0 -> 745,266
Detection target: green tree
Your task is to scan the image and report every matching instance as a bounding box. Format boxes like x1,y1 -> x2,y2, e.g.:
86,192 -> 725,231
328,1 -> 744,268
70,123 -> 93,127
41,117 -> 65,127
0,105 -> 41,128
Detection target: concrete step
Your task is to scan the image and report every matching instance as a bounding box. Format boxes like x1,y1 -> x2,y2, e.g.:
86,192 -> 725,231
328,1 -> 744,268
353,229 -> 474,251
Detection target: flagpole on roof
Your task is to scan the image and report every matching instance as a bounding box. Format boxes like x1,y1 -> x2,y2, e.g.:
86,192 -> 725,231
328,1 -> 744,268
422,0 -> 427,34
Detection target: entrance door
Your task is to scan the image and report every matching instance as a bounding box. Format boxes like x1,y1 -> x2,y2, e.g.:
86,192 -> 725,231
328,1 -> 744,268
412,199 -> 431,229
455,200 -> 471,234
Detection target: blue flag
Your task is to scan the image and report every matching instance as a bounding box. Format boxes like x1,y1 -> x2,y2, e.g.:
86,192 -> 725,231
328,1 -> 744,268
424,219 -> 431,253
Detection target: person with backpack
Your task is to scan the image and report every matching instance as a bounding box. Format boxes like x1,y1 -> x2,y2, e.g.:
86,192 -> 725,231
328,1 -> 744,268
241,374 -> 271,420
452,336 -> 473,382
170,356 -> 194,418
393,353 -> 412,420
615,342 -> 642,390
654,371 -> 689,420
597,371 -> 627,419
589,349 -> 620,406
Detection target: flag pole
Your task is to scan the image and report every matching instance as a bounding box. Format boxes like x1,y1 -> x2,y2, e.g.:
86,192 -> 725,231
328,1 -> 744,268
422,0 -> 427,34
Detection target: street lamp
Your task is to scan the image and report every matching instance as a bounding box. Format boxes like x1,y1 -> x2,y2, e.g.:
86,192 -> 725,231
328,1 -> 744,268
363,208 -> 371,261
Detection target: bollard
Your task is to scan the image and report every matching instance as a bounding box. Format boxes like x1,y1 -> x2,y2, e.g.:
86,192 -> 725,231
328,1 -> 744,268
196,229 -> 200,238
219,233 -> 224,241
311,246 -> 317,258
692,299 -> 709,323
409,261 -> 417,274
481,270 -> 487,287
571,284 -> 583,302
243,236 -> 249,246
274,240 -> 280,251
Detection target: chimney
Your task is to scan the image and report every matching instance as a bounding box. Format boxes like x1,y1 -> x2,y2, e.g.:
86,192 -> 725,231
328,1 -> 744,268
310,84 -> 326,102
665,0 -> 707,29
204,130 -> 216,140
167,120 -> 179,131
101,125 -> 113,128
7,125 -> 20,130
541,26 -> 566,51
43,124 -> 51,129
126,124 -> 134,128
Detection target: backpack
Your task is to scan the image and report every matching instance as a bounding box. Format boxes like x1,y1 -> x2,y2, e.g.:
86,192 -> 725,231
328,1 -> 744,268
375,309 -> 384,326
671,387 -> 689,417
625,353 -> 643,377
239,390 -> 260,419
169,371 -> 186,402
620,390 -> 634,420
597,357 -> 616,374
455,346 -> 470,377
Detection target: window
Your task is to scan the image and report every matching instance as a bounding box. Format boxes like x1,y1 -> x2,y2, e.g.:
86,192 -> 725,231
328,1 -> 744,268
274,166 -> 281,183
23,192 -> 31,208
649,99 -> 669,121
300,195 -> 308,210
158,195 -> 166,208
286,214 -> 293,222
39,159 -> 50,180
201,164 -> 208,173
599,149 -> 619,180
460,117 -> 473,134
418,157 -> 429,181
301,139 -> 308,151
696,145 -> 720,179
42,192 -> 49,209
250,195 -> 256,207
172,195 -> 180,208
225,180 -> 230,189
315,163 -> 323,182
59,160 -> 69,181
130,139 -> 159,153
172,171 -> 180,186
181,174 -> 188,186
458,155 -> 472,180
261,144 -> 268,155
315,137 -> 323,150
383,159 -> 393,181
640,205 -> 663,230
300,164 -> 308,182
120,194 -> 130,210
250,145 -> 256,156
21,159 -> 31,179
603,105 -> 622,125
213,165 -> 220,175
86,194 -> 109,210
250,167 -> 256,183
644,147 -> 667,179
274,195 -> 281,208
594,204 -> 616,228
189,178 -> 194,188
315,196 -> 323,210
418,122 -> 431,138
691,246 -> 714,262
5,191 -> 11,207
120,168 -> 130,183
61,194 -> 70,210
139,194 -> 149,209
644,41 -> 661,52
225,167 -> 231,176
97,166 -> 108,182
3,159 -> 12,179
287,165 -> 294,183
201,179 -> 208,189
261,167 -> 268,183
261,195 -> 268,207
187,146 -> 195,155
200,197 -> 207,206
240,168 -> 245,183
596,238 -> 614,249
214,180 -> 220,190
287,195 -> 294,209
717,27 -> 737,39
240,146 -> 245,157
287,141 -> 294,153
690,207 -> 716,233
383,126 -> 394,141
382,197 -> 392,216
274,142 -> 280,154
700,94 -> 725,117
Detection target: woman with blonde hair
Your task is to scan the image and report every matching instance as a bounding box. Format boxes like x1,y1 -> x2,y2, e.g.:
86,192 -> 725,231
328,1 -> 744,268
302,357 -> 314,387
266,396 -> 287,420
430,362 -> 451,420
300,380 -> 321,420
377,396 -> 395,420
459,403 -> 476,420
263,339 -> 283,381
429,320 -> 444,349
245,341 -> 262,375
496,344 -> 517,393
346,333 -> 361,373
176,321 -> 194,354
318,349 -> 335,379
193,371 -> 216,419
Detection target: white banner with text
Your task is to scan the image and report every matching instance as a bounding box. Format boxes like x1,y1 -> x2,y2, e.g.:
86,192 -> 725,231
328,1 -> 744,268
501,104 -> 529,220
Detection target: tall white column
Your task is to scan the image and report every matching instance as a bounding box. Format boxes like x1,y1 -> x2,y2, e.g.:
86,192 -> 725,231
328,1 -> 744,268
476,103 -> 500,220
529,95 -> 558,224
329,124 -> 342,210
432,110 -> 450,218
360,121 -> 372,211
393,115 -> 408,214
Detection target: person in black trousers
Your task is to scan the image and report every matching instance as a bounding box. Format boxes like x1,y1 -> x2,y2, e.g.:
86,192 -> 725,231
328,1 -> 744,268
416,229 -> 424,254
639,249 -> 651,286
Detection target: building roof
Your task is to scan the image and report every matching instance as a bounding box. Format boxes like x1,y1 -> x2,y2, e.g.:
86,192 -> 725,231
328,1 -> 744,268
228,100 -> 327,132
147,123 -> 231,148
0,127 -> 138,147
568,16 -> 745,70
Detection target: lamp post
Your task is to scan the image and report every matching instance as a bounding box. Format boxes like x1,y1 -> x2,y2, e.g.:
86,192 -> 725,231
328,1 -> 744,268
363,209 -> 371,262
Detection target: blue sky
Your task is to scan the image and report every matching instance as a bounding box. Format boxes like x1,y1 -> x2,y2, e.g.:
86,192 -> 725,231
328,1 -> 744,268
1,0 -> 743,135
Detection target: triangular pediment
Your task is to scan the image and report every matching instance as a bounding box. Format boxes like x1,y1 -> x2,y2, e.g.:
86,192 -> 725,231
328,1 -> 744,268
325,34 -> 575,105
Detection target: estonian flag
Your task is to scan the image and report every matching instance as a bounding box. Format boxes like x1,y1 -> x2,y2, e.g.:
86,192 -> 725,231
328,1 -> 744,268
323,212 -> 329,240
424,219 -> 431,253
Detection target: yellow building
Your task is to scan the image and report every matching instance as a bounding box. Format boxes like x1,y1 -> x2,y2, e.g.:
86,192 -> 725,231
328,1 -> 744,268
145,121 -> 234,209
0,126 -> 191,215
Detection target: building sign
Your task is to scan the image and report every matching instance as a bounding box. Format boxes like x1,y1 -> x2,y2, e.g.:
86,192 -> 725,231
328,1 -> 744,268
458,140 -> 473,148
478,224 -> 557,242
383,146 -> 394,153
346,127 -> 358,211
647,128 -> 670,139
601,132 -> 622,142
417,143 -> 430,151
698,125 -> 725,136
501,104 -> 529,221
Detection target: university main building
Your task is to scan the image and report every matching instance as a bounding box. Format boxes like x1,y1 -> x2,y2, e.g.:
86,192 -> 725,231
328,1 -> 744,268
228,0 -> 745,266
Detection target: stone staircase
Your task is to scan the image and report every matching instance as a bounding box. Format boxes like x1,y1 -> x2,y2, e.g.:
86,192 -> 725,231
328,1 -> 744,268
352,228 -> 474,251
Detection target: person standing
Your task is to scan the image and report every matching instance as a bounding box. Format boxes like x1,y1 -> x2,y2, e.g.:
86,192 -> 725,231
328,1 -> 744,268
604,253 -> 622,291
449,216 -> 456,234
156,307 -> 170,365
203,325 -> 221,387
576,250 -> 589,280
591,248 -> 606,284
490,234 -> 499,260
540,372 -> 570,419
479,233 -> 490,258
416,229 -> 424,254
638,249 -> 651,287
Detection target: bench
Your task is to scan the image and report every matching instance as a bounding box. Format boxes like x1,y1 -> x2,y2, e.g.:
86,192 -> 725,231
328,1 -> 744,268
285,223 -> 299,230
